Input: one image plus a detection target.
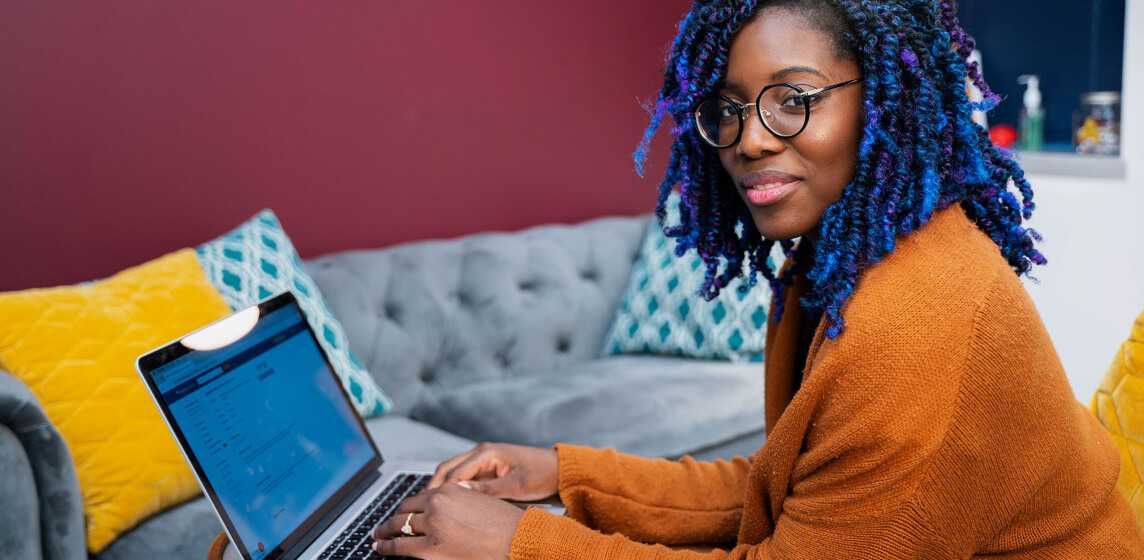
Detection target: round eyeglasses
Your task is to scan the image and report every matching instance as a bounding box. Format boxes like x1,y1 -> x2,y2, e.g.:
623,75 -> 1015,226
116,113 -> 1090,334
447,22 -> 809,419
693,79 -> 861,148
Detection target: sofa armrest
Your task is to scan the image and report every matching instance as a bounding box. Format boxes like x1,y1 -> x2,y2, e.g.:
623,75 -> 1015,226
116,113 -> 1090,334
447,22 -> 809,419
0,371 -> 85,560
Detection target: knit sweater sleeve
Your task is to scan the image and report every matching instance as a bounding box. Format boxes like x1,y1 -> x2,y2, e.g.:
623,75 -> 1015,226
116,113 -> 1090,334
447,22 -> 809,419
510,311 -> 972,558
508,376 -> 954,559
511,508 -> 767,559
551,443 -> 751,545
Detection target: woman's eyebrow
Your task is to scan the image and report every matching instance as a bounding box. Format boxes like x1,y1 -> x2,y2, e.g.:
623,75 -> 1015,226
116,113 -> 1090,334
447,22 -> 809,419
723,66 -> 829,92
770,65 -> 827,81
720,80 -> 747,95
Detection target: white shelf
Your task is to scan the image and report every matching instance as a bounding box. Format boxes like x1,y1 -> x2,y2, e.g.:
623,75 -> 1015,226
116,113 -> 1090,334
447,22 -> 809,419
1014,150 -> 1127,179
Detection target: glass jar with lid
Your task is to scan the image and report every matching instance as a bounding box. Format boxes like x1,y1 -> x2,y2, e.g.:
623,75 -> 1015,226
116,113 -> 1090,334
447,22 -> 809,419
1073,91 -> 1120,156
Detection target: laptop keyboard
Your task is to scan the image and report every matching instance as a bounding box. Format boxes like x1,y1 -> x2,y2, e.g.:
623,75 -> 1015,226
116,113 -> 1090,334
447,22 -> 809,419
317,472 -> 430,560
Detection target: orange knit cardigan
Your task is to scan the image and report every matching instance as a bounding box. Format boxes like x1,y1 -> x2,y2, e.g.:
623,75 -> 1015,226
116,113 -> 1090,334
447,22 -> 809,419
508,205 -> 1143,559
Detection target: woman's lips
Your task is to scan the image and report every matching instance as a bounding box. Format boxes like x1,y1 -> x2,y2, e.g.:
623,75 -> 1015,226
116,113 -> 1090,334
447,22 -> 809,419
743,180 -> 800,206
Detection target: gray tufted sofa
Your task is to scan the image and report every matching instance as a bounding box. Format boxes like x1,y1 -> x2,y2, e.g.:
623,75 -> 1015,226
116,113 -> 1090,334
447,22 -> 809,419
0,213 -> 767,560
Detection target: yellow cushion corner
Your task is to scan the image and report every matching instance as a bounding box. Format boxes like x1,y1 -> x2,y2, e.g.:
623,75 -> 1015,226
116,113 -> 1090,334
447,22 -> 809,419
1091,310 -> 1144,532
0,249 -> 232,552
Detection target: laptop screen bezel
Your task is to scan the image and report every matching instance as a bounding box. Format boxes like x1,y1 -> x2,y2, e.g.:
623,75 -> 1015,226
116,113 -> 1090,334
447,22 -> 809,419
137,291 -> 384,560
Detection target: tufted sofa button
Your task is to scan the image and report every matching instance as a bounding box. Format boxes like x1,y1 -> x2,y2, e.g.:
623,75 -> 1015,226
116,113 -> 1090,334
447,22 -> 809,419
495,349 -> 512,369
518,279 -> 537,292
556,336 -> 571,353
580,269 -> 598,282
383,302 -> 401,321
419,367 -> 435,383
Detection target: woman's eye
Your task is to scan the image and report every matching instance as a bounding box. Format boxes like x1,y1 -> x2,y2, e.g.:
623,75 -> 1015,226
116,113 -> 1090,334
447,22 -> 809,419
781,94 -> 817,108
718,105 -> 738,121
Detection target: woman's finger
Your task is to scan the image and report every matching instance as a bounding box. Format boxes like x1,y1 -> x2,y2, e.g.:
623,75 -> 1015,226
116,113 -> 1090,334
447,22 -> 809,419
466,473 -> 519,498
427,449 -> 477,489
374,492 -> 429,540
391,491 -> 430,515
372,509 -> 427,541
442,452 -> 499,485
372,535 -> 432,558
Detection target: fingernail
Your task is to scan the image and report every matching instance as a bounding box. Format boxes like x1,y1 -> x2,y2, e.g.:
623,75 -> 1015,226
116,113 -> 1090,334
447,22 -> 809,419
456,481 -> 472,489
372,542 -> 380,552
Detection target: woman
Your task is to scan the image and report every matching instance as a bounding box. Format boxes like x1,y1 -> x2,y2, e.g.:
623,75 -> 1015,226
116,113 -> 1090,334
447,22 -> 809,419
371,1 -> 1144,558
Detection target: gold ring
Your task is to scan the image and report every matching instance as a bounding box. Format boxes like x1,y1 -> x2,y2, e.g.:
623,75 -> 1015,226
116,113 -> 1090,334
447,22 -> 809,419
400,512 -> 416,536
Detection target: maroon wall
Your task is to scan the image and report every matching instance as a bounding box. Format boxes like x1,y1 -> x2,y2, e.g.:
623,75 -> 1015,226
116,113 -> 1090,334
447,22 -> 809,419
0,1 -> 691,290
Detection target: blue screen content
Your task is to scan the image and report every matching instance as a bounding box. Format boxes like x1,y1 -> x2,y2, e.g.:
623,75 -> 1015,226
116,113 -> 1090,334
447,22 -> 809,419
151,304 -> 375,560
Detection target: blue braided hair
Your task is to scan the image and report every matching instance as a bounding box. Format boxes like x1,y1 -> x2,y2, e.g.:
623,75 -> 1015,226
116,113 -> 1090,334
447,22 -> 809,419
634,0 -> 1045,339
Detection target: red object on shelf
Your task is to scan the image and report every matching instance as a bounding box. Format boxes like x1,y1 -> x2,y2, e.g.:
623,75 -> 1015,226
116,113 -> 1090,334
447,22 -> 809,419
990,124 -> 1018,149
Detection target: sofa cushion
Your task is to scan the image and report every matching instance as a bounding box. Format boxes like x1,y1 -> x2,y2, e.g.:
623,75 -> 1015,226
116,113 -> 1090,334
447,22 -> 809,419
197,209 -> 392,417
685,428 -> 766,462
602,191 -> 774,363
412,355 -> 765,458
305,215 -> 648,417
1091,308 -> 1144,531
0,249 -> 233,553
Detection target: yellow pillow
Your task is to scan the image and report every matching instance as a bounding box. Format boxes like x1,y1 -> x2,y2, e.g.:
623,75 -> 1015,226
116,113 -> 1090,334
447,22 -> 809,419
1091,309 -> 1144,530
0,249 -> 232,552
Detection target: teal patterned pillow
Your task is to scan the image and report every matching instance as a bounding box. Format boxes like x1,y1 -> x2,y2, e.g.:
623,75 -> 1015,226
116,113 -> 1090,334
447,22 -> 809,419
601,192 -> 773,363
195,210 -> 393,417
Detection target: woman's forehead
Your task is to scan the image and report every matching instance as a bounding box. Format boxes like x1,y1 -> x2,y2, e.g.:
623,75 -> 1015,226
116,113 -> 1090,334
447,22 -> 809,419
723,8 -> 853,91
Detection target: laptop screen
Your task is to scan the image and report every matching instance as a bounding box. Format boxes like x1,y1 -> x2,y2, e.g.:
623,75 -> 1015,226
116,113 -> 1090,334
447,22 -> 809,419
146,298 -> 377,560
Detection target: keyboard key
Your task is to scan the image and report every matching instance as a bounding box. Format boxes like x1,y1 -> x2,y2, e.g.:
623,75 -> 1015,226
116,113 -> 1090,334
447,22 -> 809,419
320,478 -> 430,560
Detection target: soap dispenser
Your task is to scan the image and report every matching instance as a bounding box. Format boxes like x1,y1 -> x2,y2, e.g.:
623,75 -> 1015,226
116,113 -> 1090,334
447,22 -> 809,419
1017,75 -> 1044,152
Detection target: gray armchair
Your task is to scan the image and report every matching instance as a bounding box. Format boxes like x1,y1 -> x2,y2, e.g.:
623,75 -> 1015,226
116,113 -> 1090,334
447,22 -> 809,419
0,371 -> 86,560
0,213 -> 766,559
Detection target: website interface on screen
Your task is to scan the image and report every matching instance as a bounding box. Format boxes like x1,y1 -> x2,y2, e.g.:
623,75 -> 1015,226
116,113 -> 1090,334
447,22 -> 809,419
151,304 -> 375,560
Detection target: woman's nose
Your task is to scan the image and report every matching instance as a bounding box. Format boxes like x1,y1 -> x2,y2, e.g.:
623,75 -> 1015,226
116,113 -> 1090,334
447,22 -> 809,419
736,112 -> 787,159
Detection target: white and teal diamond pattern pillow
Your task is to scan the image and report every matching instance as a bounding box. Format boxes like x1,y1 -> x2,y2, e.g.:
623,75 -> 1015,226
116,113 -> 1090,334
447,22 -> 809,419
195,210 -> 393,417
601,192 -> 773,363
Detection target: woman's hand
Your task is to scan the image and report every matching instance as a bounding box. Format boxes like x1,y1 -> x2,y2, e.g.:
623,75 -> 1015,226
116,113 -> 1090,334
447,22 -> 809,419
425,442 -> 559,502
371,482 -> 525,559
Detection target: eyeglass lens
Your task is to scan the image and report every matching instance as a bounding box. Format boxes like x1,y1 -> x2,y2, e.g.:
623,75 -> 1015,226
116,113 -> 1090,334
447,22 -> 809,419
695,84 -> 809,147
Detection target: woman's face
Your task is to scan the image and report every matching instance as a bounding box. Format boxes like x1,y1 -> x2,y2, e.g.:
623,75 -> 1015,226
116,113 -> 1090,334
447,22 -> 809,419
717,8 -> 864,241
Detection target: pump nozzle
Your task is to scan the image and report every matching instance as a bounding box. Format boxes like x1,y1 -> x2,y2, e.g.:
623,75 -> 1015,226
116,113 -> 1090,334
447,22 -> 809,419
1017,75 -> 1042,112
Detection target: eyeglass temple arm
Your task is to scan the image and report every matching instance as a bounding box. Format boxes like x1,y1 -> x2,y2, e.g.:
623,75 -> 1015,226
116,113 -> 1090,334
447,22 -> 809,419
733,78 -> 860,113
799,78 -> 862,97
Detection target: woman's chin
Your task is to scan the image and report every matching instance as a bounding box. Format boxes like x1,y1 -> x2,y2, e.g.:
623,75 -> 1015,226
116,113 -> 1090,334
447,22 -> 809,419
751,217 -> 810,242
738,193 -> 821,242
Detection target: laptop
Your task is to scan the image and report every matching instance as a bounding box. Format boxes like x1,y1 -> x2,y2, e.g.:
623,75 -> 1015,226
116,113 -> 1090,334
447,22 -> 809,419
137,291 -> 433,560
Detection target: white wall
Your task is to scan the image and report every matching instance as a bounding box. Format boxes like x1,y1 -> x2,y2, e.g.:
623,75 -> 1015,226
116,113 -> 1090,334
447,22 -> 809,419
1021,0 -> 1143,400
1023,177 -> 1143,400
